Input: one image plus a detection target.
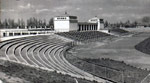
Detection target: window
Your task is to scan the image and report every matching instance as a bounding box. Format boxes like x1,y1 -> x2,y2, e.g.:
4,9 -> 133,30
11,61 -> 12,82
3,33 -> 6,37
9,33 -> 13,36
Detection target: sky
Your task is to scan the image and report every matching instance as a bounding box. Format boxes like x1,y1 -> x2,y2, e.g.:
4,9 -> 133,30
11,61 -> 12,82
0,0 -> 150,23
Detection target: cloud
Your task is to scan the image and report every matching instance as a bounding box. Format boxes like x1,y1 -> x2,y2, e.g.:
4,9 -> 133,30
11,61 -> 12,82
52,6 -> 71,12
0,9 -> 15,12
98,8 -> 103,10
117,16 -> 125,20
93,7 -> 103,11
115,5 -> 138,10
102,13 -> 115,17
1,0 -> 150,22
35,9 -> 50,14
19,3 -> 34,9
76,8 -> 81,11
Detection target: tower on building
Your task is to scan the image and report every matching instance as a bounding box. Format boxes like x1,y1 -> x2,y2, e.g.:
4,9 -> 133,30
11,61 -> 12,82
54,13 -> 78,32
88,16 -> 104,30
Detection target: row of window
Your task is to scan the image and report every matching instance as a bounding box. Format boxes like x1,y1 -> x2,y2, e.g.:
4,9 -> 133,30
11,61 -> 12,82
2,32 -> 51,37
78,27 -> 97,31
57,17 -> 67,20
90,19 -> 98,21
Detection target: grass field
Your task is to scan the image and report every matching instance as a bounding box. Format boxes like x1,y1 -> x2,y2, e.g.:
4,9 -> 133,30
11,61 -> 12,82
70,32 -> 150,69
0,59 -> 96,83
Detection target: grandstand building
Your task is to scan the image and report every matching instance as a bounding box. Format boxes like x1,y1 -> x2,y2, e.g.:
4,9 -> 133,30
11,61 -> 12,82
54,13 -> 105,32
0,13 -> 107,39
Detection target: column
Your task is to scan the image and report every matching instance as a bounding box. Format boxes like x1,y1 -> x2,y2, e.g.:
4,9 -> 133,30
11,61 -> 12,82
12,32 -> 15,36
0,32 -> 3,37
80,25 -> 81,31
36,31 -> 38,35
90,25 -> 92,30
96,25 -> 98,30
6,32 -> 9,37
94,25 -> 96,30
83,25 -> 85,31
28,31 -> 30,35
20,31 -> 22,35
79,25 -> 80,31
93,25 -> 94,30
25,26 -> 27,29
87,25 -> 88,31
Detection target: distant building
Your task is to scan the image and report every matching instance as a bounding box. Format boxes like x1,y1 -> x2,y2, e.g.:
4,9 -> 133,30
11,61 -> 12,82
54,13 -> 104,32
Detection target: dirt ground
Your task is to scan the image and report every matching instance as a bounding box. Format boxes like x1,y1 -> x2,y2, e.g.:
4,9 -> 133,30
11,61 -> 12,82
71,32 -> 150,69
0,72 -> 30,83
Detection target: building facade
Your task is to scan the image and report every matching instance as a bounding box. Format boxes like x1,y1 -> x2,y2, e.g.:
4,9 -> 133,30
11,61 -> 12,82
54,14 -> 78,32
54,14 -> 104,32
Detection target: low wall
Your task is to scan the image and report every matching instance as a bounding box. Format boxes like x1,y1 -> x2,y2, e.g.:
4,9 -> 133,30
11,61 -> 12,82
121,27 -> 150,32
0,29 -> 55,41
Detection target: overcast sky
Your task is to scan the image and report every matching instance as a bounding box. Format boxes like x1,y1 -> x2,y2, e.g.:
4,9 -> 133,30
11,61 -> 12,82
1,0 -> 150,23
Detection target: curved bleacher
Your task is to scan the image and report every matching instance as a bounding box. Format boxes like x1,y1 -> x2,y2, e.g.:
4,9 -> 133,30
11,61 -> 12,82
109,28 -> 130,36
135,37 -> 150,55
0,34 -> 108,83
56,31 -> 110,42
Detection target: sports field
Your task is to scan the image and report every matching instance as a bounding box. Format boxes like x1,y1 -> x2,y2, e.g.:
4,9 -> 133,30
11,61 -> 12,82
71,32 -> 150,69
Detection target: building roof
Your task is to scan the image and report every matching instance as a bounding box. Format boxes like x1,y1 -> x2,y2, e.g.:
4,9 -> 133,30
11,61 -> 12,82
78,22 -> 97,25
56,12 -> 77,18
90,16 -> 100,20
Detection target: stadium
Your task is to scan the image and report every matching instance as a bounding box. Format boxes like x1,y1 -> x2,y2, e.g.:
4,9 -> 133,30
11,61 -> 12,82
0,13 -> 150,83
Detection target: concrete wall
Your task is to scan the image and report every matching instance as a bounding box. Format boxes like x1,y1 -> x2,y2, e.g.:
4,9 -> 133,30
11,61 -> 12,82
122,27 -> 150,32
0,29 -> 54,41
100,23 -> 104,30
54,21 -> 70,32
69,22 -> 78,31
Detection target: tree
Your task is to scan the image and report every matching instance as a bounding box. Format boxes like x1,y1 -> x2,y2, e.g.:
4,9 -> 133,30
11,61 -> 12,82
142,16 -> 150,23
3,19 -> 9,28
116,22 -> 120,28
43,19 -> 46,28
8,19 -> 14,28
0,20 -> 2,29
48,18 -> 54,29
27,17 -> 38,28
18,19 -> 25,29
141,16 -> 150,27
104,21 -> 109,28
132,21 -> 138,28
119,21 -> 124,27
48,18 -> 54,25
124,20 -> 131,28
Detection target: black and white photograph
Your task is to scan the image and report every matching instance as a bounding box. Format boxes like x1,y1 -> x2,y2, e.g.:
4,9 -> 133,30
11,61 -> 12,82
0,0 -> 150,83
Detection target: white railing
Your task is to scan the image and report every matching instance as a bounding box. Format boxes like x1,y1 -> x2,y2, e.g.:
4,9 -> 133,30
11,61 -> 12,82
0,29 -> 55,41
